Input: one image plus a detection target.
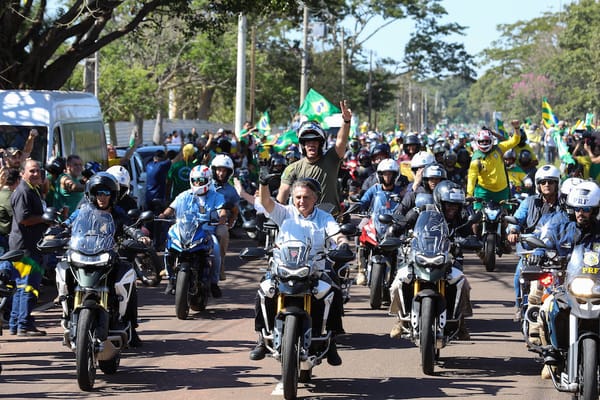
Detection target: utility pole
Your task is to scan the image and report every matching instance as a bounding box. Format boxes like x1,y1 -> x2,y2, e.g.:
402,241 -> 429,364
234,13 -> 247,136
368,50 -> 373,126
300,5 -> 309,105
249,25 -> 256,125
340,29 -> 345,99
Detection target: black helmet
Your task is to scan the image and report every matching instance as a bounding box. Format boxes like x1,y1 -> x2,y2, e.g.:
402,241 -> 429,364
444,150 -> 457,167
270,154 -> 287,173
370,143 -> 391,160
404,134 -> 420,146
45,156 -> 66,176
285,149 -> 301,164
433,142 -> 446,155
85,172 -> 119,210
349,140 -> 361,152
357,149 -> 371,167
433,180 -> 466,211
518,149 -> 532,166
217,137 -> 232,154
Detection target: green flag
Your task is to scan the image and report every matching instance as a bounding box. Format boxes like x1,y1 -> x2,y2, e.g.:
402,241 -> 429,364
496,118 -> 508,140
272,129 -> 299,153
298,89 -> 340,124
541,97 -> 559,129
585,113 -> 595,130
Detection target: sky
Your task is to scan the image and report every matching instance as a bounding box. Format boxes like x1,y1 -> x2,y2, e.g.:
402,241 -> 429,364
359,0 -> 571,76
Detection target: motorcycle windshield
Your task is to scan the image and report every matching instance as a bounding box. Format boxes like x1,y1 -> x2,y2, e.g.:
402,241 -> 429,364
371,190 -> 400,237
176,211 -> 202,243
411,210 -> 450,257
69,204 -> 116,255
273,240 -> 313,269
566,244 -> 600,294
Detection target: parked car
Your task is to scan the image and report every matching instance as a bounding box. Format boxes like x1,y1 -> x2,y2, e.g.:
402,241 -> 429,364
116,144 -> 181,209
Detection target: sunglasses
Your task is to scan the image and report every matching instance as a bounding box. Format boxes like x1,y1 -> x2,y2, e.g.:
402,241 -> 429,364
96,190 -> 111,196
478,140 -> 491,145
538,179 -> 556,185
573,206 -> 592,213
191,178 -> 208,185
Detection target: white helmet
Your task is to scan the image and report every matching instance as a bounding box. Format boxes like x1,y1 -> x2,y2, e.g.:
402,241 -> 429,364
534,164 -> 561,191
560,177 -> 584,201
566,181 -> 600,209
376,158 -> 399,184
189,165 -> 212,196
106,165 -> 130,199
410,151 -> 435,170
210,154 -> 234,182
476,130 -> 494,153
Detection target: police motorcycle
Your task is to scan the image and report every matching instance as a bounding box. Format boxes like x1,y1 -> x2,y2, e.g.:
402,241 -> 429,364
240,224 -> 355,400
528,230 -> 600,399
159,195 -> 219,320
38,204 -> 152,391
393,207 -> 481,375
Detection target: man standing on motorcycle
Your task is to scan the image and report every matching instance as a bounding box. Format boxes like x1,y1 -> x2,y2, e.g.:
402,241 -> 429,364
248,177 -> 352,366
466,121 -> 522,209
355,159 -> 404,286
158,165 -> 227,297
506,164 -> 567,321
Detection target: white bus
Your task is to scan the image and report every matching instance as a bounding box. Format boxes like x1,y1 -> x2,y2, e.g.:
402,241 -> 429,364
0,90 -> 108,167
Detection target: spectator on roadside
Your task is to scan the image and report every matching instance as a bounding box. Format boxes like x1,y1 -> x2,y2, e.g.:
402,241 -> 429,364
57,155 -> 85,217
107,129 -> 142,168
166,143 -> 198,201
8,159 -> 50,336
0,168 -> 21,250
170,129 -> 183,146
1,129 -> 38,170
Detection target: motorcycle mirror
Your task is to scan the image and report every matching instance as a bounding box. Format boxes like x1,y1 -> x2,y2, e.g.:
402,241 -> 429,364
42,207 -> 60,223
138,210 -> 154,223
338,223 -> 358,237
504,215 -> 518,225
378,213 -> 394,225
127,208 -> 141,220
0,249 -> 24,262
239,247 -> 267,260
523,236 -> 547,249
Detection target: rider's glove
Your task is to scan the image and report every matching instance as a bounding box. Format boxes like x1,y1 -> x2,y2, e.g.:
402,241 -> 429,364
528,251 -> 545,266
259,172 -> 279,186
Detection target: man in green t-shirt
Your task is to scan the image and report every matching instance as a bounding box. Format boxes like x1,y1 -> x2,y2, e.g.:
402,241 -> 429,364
277,101 -> 352,216
57,155 -> 85,217
166,143 -> 198,201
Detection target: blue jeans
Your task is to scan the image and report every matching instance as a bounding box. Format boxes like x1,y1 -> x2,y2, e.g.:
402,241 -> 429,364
9,269 -> 42,332
514,258 -> 523,308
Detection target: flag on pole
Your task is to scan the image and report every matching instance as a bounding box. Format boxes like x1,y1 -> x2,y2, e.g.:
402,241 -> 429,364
256,111 -> 271,135
272,129 -> 299,153
541,97 -> 559,129
495,119 -> 509,140
298,89 -> 340,124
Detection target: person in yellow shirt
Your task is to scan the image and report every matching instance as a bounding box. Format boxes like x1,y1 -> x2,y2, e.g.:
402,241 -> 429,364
466,120 -> 522,209
503,149 -> 533,196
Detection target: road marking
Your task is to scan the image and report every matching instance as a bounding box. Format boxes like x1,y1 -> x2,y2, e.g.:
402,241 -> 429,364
271,381 -> 283,396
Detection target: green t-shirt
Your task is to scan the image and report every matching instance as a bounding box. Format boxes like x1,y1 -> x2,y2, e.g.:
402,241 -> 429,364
58,173 -> 84,216
0,187 -> 13,235
280,147 -> 342,215
168,159 -> 199,201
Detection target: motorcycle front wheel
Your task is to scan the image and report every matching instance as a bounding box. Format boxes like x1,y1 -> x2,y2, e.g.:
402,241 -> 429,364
175,270 -> 191,320
483,233 -> 496,272
369,263 -> 385,309
76,308 -> 97,391
420,297 -> 436,375
281,314 -> 300,400
579,337 -> 599,400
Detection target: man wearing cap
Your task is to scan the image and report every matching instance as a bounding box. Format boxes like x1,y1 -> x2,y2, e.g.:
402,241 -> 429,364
1,129 -> 38,170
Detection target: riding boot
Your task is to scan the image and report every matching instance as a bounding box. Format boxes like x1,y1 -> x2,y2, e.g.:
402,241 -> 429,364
327,338 -> 342,366
249,333 -> 267,361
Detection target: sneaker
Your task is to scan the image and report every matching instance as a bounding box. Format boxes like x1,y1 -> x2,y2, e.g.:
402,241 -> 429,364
9,329 -> 17,335
356,272 -> 367,286
390,321 -> 404,339
249,337 -> 267,361
17,327 -> 47,337
211,284 -> 222,298
326,341 -> 342,366
513,308 -> 522,323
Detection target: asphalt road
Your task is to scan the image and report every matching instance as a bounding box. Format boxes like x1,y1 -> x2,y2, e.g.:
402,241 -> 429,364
0,235 -> 568,400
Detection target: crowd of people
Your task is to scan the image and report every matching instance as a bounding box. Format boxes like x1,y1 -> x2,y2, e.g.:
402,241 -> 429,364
1,107 -> 600,385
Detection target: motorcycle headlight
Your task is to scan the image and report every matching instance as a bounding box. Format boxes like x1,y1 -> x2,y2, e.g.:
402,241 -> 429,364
569,277 -> 595,297
277,265 -> 310,279
485,208 -> 500,221
69,252 -> 111,266
415,254 -> 446,266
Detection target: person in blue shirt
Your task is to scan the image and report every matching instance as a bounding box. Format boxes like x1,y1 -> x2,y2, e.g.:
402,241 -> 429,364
210,154 -> 240,281
158,165 -> 227,297
355,158 -> 405,286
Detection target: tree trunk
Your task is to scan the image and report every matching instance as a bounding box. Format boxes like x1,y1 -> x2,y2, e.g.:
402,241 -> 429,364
197,88 -> 215,120
154,108 -> 164,145
107,120 -> 117,146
